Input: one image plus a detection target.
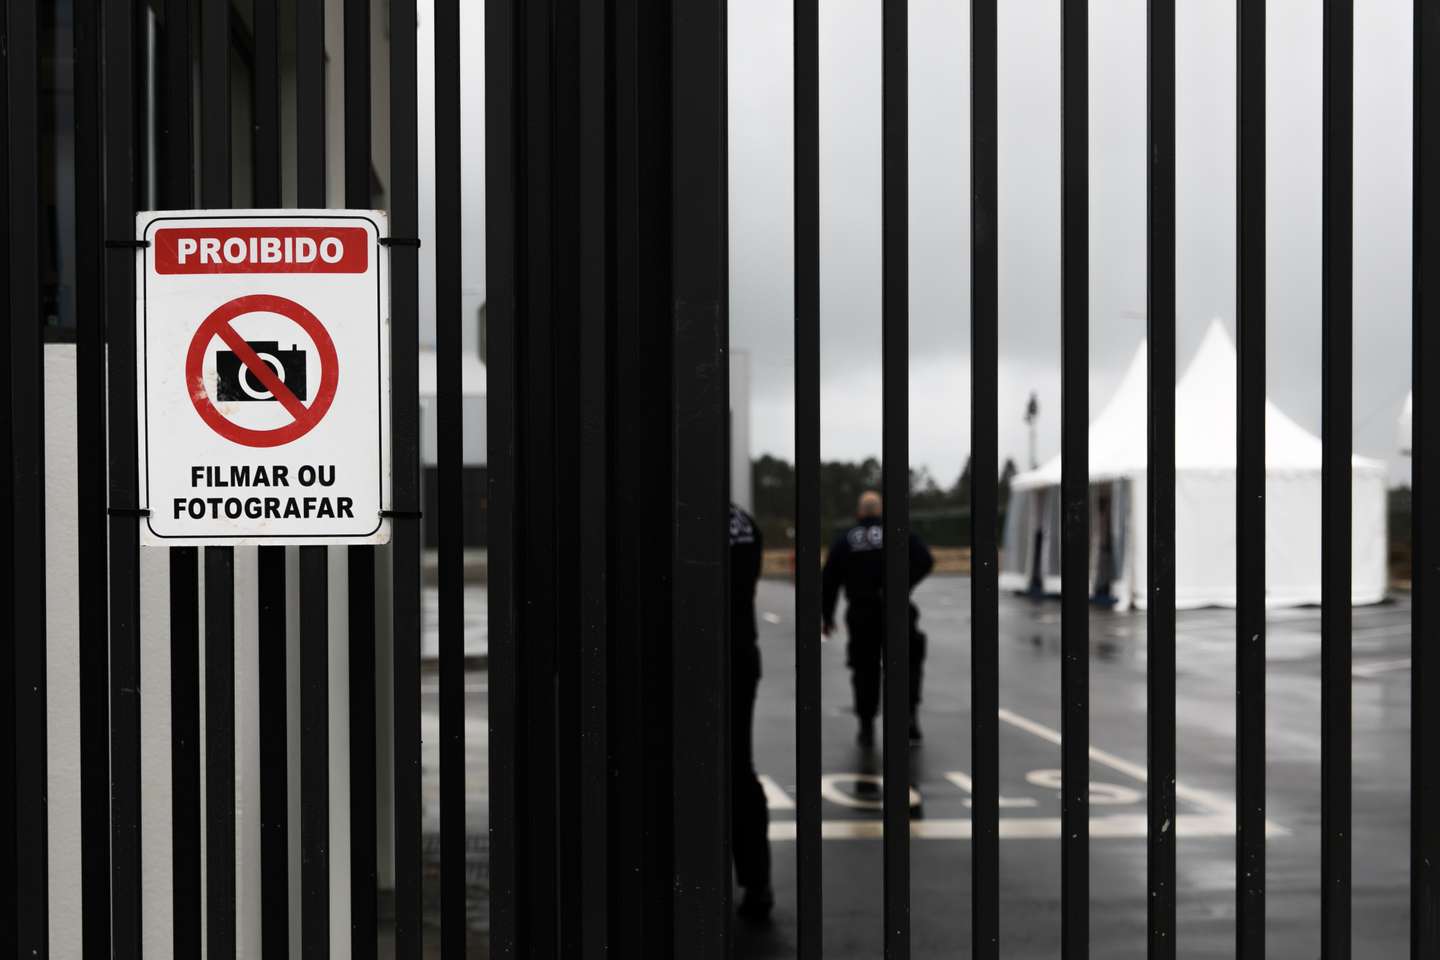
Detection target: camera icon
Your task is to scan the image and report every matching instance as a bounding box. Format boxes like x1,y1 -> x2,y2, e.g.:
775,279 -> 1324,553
215,341 -> 308,402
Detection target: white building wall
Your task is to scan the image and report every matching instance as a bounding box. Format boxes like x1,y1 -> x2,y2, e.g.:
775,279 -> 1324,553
43,345 -> 83,958
730,349 -> 752,511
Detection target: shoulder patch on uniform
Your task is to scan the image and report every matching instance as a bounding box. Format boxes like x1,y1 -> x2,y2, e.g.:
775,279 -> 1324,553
848,524 -> 883,551
729,506 -> 756,545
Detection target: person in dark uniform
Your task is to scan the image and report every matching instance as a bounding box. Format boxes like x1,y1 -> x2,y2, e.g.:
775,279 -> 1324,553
730,502 -> 773,920
821,490 -> 935,746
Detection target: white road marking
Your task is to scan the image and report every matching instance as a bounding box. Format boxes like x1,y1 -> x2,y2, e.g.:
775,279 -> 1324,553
767,815 -> 1286,841
757,703 -> 1298,839
762,612 -> 783,624
1349,623 -> 1413,641
420,681 -> 489,695
1024,768 -> 1141,806
819,774 -> 922,810
994,706 -> 1289,836
944,771 -> 1037,808
1352,657 -> 1411,678
758,774 -> 795,810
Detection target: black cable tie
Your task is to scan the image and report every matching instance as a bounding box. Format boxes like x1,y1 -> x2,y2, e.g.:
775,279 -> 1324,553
106,239 -> 151,249
379,237 -> 421,248
380,509 -> 423,519
107,506 -> 152,518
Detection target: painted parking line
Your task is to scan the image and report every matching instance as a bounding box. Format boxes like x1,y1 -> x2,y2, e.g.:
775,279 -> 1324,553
994,706 -> 1281,830
819,774 -> 922,810
758,774 -> 795,810
767,814 -> 1283,841
1352,656 -> 1411,678
419,680 -> 489,695
761,705 -> 1289,841
1349,623 -> 1413,641
943,771 -> 1036,808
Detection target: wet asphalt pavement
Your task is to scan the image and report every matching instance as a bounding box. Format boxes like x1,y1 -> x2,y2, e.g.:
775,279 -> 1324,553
740,578 -> 1412,959
421,578 -> 1414,958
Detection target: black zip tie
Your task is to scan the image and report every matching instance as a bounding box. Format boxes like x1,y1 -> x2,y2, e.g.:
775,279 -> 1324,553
379,237 -> 421,248
107,506 -> 152,518
380,509 -> 423,519
106,239 -> 151,249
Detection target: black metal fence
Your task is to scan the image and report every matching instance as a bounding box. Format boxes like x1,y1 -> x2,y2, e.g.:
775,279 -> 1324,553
3,0 -> 1439,957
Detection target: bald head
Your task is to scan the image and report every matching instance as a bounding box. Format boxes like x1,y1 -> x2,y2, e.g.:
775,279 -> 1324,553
857,490 -> 883,519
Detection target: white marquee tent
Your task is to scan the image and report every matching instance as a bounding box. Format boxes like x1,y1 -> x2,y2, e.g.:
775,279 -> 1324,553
1399,390 -> 1412,456
1000,321 -> 1388,610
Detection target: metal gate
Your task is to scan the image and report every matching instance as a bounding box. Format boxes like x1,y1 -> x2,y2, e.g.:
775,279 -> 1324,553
4,0 -> 1440,957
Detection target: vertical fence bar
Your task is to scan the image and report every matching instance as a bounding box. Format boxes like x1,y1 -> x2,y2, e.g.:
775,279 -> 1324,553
73,0 -> 113,949
670,0 -> 730,948
104,0 -> 144,946
251,0 -> 289,948
880,0 -> 910,955
343,0 -> 379,951
608,0 -> 650,946
296,0 -> 329,948
0,4 -> 12,947
7,0 -> 49,951
160,0 -> 202,951
484,0 -> 519,950
296,0 -> 326,206
518,0 -> 559,946
433,0 -> 466,945
347,559 -> 378,956
970,0 -> 999,955
794,0 -> 823,953
390,0 -> 424,949
253,0 -> 281,206
1321,1 -> 1353,955
200,0 -> 236,951
256,549 -> 288,954
170,552 -> 203,955
1235,0 -> 1267,954
577,0 -> 610,952
162,0 -> 194,208
553,8 -> 582,945
299,546 -> 330,952
205,547 -> 238,957
1414,3 -> 1440,954
1060,1 -> 1090,955
1146,1 -> 1177,957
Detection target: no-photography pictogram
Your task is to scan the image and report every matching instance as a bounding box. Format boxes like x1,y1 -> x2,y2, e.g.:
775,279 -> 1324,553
186,293 -> 339,448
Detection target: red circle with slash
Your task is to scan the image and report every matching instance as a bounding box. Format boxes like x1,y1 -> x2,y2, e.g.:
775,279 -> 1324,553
186,293 -> 339,448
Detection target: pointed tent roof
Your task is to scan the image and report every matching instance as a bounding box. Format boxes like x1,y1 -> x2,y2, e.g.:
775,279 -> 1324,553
1012,320 -> 1384,490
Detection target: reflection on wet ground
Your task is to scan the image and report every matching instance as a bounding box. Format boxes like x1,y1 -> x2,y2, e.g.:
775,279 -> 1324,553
405,578 -> 1414,958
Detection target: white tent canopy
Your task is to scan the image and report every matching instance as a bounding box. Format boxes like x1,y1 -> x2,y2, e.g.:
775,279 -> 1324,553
1399,390 -> 1412,456
1000,321 -> 1388,610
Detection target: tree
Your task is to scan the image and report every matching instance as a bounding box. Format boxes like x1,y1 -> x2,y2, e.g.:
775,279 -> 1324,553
998,457 -> 1018,516
749,455 -> 1014,552
952,455 -> 973,505
750,454 -> 795,545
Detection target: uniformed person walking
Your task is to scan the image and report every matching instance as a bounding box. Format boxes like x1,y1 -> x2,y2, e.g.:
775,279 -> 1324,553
730,502 -> 773,919
821,490 -> 935,746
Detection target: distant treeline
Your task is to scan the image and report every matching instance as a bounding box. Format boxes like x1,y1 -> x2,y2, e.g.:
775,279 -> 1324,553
751,454 -> 1020,549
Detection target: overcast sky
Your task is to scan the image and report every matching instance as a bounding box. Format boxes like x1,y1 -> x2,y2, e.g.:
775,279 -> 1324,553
439,2 -> 1413,485
728,0 -> 1414,485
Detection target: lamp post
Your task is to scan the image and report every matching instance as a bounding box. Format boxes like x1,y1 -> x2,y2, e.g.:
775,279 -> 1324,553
1024,391 -> 1039,469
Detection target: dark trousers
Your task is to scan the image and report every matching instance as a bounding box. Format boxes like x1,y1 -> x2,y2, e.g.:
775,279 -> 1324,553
845,604 -> 927,723
733,643 -> 771,891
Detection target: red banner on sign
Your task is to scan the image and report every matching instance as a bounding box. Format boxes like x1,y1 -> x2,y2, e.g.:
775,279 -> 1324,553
153,226 -> 370,275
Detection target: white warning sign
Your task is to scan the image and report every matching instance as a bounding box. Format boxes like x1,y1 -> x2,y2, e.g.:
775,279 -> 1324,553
135,210 -> 391,545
